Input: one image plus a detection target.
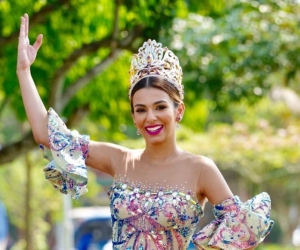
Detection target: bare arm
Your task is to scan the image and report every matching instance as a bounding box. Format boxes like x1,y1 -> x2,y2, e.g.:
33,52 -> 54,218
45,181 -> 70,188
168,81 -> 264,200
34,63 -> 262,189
16,14 -> 126,176
198,157 -> 233,205
198,158 -> 257,250
16,14 -> 49,146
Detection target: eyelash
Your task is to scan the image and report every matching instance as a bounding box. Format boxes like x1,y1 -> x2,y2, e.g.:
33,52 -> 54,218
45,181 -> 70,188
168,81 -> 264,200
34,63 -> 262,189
136,108 -> 145,113
157,105 -> 166,110
135,106 -> 167,113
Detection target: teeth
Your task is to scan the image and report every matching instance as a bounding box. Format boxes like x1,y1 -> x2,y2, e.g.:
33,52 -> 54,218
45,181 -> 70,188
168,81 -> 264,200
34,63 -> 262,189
147,126 -> 161,132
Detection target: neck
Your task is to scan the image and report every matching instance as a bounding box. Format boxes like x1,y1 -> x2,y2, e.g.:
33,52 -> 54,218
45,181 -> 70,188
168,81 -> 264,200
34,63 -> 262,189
142,142 -> 182,165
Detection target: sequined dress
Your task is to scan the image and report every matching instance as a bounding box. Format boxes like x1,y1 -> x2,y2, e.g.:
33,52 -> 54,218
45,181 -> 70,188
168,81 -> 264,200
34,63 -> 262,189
41,108 -> 274,249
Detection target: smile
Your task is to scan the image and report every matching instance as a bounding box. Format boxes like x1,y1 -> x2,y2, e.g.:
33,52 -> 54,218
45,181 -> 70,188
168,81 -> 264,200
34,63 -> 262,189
145,125 -> 163,135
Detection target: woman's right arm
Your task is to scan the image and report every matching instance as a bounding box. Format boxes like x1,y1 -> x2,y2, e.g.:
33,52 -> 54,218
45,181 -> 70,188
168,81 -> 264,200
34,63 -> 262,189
16,14 -> 123,177
16,14 -> 48,146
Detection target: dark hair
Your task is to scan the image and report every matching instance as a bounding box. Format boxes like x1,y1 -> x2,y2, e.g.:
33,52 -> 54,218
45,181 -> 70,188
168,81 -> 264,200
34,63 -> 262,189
130,76 -> 181,113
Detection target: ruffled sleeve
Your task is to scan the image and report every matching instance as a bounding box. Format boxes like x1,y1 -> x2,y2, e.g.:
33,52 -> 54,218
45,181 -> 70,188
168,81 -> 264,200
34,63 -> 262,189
192,192 -> 274,249
40,108 -> 90,199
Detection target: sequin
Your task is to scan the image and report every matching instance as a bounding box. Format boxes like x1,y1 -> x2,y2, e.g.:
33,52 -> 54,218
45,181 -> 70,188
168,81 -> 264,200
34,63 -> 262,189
108,180 -> 203,249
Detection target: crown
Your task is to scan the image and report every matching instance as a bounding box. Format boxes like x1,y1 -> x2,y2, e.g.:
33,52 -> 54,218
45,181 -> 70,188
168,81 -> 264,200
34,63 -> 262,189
129,39 -> 184,100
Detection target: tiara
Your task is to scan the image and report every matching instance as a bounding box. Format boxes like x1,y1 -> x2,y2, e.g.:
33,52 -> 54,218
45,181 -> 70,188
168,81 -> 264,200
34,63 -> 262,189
129,39 -> 184,100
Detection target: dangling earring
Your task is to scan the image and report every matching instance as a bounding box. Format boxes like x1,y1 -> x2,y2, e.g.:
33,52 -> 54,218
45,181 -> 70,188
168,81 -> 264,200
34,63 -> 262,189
176,116 -> 181,130
137,129 -> 140,135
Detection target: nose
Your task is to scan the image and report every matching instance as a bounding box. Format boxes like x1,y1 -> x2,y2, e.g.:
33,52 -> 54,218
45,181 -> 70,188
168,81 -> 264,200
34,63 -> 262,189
146,109 -> 157,122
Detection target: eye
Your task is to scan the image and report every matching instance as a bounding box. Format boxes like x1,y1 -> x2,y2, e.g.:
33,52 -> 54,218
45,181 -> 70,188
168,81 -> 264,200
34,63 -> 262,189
135,108 -> 146,113
156,105 -> 167,110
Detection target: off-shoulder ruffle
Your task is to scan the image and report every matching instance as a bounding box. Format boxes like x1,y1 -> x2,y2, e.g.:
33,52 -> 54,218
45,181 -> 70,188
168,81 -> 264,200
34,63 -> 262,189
40,108 -> 90,199
192,192 -> 274,250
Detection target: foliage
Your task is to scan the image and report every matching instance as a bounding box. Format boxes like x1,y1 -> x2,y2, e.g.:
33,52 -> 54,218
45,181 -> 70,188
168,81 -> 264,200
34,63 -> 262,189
258,245 -> 300,250
0,151 -> 61,249
163,0 -> 300,112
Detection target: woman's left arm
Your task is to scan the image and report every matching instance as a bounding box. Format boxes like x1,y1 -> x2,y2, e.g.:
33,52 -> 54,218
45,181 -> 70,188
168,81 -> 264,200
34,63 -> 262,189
193,157 -> 273,250
197,156 -> 233,206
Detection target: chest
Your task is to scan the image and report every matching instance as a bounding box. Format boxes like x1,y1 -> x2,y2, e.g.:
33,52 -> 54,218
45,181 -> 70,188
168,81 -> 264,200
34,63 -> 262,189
114,159 -> 200,195
108,181 -> 203,230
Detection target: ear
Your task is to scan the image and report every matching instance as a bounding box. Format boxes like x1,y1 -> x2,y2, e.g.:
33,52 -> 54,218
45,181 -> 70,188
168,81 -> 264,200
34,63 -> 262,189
176,102 -> 185,121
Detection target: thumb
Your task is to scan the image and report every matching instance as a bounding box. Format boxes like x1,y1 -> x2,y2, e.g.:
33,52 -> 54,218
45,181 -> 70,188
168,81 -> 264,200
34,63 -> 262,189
32,34 -> 43,51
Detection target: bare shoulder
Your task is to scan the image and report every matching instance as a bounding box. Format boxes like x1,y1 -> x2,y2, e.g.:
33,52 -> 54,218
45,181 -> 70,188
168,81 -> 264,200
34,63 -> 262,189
185,152 -> 233,205
188,153 -> 223,181
182,151 -> 217,171
87,141 -> 139,176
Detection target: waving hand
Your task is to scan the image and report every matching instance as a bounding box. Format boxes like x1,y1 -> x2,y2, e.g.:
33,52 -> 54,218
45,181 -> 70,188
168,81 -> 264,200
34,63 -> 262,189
17,13 -> 43,71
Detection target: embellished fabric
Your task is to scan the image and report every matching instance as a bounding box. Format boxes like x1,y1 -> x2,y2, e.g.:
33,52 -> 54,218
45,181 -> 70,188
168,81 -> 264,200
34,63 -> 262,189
192,192 -> 274,249
129,39 -> 184,100
40,108 -> 90,199
108,179 -> 203,250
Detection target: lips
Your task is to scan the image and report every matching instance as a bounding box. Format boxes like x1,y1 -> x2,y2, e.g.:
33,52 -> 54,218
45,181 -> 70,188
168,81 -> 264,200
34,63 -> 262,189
145,125 -> 163,135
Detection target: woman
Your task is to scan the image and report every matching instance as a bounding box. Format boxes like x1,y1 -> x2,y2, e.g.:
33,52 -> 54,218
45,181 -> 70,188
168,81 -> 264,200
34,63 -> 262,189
17,14 -> 273,249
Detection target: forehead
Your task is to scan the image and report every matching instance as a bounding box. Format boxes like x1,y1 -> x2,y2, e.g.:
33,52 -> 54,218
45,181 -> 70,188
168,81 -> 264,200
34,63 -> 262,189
132,87 -> 172,105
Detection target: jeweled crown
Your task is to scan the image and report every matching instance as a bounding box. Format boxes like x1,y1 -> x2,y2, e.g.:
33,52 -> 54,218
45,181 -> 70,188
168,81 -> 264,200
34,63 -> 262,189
129,39 -> 184,100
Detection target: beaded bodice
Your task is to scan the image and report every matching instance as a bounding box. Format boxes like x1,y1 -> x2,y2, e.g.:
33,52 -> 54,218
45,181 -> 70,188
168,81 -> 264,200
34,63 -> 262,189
108,179 -> 203,250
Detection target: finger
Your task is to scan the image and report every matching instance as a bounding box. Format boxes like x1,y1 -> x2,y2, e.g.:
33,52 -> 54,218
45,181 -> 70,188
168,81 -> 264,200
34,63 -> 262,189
24,13 -> 29,37
32,34 -> 43,51
19,16 -> 26,40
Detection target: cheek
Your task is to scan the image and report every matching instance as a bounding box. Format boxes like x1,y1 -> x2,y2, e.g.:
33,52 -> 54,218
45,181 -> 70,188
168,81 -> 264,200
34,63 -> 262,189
162,113 -> 176,124
133,114 -> 144,127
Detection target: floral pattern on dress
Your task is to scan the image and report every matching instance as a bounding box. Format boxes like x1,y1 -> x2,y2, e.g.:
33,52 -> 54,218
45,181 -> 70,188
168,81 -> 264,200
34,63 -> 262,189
108,180 -> 203,250
192,192 -> 274,249
40,108 -> 89,199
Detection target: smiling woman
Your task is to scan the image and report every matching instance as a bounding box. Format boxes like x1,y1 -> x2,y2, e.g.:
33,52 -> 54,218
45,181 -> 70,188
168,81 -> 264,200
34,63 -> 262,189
16,14 -> 273,249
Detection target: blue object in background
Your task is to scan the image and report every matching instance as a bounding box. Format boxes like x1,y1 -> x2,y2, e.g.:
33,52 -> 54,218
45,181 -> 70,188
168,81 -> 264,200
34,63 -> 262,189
0,201 -> 8,250
74,217 -> 112,250
0,202 -> 8,240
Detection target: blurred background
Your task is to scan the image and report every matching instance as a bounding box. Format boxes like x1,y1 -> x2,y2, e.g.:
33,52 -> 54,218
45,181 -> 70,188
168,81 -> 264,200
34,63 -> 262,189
0,0 -> 300,249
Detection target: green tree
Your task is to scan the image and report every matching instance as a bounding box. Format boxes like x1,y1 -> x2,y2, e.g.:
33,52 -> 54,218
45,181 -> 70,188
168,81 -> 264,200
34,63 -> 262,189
164,0 -> 300,113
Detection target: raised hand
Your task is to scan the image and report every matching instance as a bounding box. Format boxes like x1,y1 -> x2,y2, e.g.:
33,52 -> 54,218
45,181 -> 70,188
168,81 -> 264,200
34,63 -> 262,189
17,14 -> 43,71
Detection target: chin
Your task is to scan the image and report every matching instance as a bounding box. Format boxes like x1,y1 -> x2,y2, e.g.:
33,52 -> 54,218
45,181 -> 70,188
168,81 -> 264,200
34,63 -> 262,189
144,136 -> 163,144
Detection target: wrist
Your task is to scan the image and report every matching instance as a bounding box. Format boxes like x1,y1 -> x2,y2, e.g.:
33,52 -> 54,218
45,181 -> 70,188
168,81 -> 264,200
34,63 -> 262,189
16,68 -> 31,76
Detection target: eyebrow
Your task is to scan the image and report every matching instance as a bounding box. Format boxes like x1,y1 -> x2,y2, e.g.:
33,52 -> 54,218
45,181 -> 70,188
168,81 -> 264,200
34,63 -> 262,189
134,100 -> 168,108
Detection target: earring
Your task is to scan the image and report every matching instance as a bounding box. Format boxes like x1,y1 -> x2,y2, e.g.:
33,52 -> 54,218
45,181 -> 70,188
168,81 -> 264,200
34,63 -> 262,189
136,129 -> 140,135
176,116 -> 181,130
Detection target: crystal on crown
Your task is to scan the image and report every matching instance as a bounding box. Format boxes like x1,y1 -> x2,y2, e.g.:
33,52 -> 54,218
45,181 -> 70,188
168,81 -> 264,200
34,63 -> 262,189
129,39 -> 184,100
